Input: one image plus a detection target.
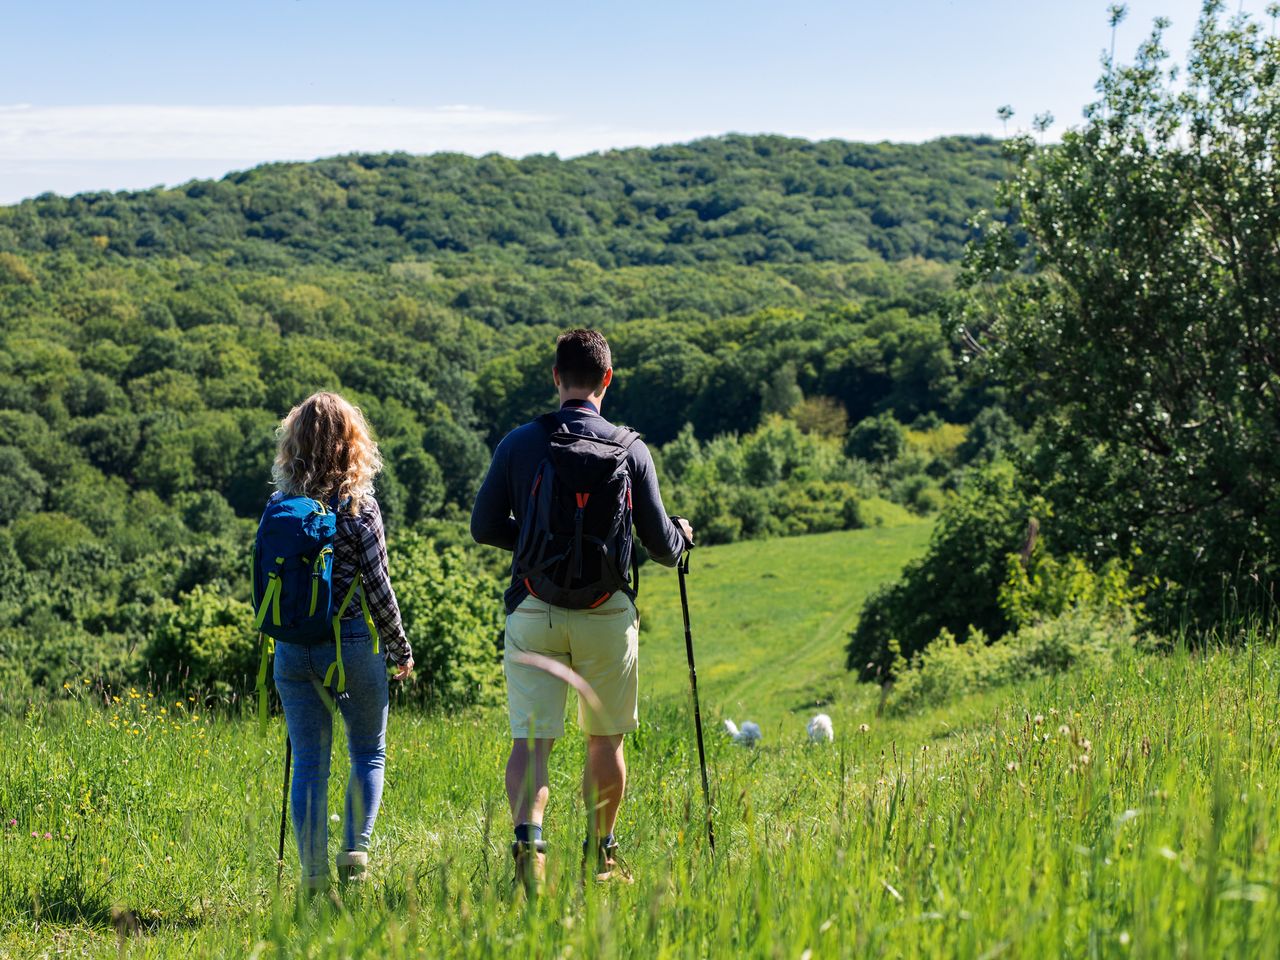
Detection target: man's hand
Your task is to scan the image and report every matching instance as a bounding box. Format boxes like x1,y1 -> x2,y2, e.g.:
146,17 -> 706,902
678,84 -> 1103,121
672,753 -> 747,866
675,517 -> 694,548
393,658 -> 414,681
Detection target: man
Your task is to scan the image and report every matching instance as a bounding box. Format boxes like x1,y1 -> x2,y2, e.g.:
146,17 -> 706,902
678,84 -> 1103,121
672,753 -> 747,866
471,328 -> 693,894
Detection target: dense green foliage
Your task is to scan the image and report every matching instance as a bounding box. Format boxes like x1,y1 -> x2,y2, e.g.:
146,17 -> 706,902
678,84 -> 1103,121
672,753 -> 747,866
846,464 -> 1037,680
887,608 -> 1140,714
0,133 -> 1005,699
0,136 -> 1004,268
960,4 -> 1280,622
850,4 -> 1280,692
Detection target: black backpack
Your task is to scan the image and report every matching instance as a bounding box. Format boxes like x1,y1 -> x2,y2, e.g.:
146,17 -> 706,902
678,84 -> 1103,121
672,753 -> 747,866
512,413 -> 641,609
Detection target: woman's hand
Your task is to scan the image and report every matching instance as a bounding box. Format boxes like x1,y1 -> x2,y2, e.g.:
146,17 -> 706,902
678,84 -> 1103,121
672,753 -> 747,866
392,657 -> 414,681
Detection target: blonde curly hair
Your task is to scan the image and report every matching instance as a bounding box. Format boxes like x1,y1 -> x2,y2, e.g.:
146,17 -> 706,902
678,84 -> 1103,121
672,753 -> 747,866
272,392 -> 382,515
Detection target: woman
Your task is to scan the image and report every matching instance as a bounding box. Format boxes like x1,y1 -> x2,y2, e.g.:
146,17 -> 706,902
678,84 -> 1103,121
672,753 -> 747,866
270,392 -> 414,892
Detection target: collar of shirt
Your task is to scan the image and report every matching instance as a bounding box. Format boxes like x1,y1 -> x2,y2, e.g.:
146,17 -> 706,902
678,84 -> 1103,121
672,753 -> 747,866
560,398 -> 600,415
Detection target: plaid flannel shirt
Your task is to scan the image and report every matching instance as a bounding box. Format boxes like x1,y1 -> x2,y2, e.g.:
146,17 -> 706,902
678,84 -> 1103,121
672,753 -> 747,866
333,496 -> 411,666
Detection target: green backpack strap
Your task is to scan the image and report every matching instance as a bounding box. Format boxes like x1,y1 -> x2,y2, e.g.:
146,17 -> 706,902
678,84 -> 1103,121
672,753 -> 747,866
253,557 -> 285,630
323,572 -> 366,694
256,633 -> 275,736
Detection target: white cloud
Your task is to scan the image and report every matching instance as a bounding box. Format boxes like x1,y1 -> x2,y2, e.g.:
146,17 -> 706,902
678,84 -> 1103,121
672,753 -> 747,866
0,103 -> 965,204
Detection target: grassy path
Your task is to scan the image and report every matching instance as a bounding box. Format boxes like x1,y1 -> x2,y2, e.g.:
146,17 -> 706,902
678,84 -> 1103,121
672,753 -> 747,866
637,523 -> 932,733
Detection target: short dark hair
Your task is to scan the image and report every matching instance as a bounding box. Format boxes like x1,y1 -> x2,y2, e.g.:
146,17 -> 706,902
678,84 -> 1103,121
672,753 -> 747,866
555,329 -> 611,390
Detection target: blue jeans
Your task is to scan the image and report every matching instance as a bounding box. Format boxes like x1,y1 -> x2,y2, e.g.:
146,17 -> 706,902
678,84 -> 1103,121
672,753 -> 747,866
273,618 -> 388,882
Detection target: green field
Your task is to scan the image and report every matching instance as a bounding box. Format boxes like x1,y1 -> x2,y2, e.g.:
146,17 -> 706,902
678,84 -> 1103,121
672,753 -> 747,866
6,524 -> 1280,958
638,524 -> 933,730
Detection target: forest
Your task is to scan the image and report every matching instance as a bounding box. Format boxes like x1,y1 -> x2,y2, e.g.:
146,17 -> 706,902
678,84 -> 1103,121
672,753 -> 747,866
0,135 -> 1004,268
0,135 -> 1006,703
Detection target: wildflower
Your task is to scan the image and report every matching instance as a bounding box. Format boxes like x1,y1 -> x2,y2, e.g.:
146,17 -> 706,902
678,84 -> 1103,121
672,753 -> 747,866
1033,714 -> 1044,725
330,814 -> 340,823
1119,932 -> 1131,946
43,832 -> 52,840
1080,738 -> 1092,752
1006,761 -> 1018,772
858,723 -> 870,733
6,819 -> 15,828
1079,754 -> 1091,766
1058,725 -> 1071,737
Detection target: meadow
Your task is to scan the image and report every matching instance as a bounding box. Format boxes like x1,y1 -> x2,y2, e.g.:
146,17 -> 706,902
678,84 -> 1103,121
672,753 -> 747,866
5,523 -> 1280,958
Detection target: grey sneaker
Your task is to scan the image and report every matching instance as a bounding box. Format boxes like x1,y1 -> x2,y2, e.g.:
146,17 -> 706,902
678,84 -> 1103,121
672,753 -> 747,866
336,850 -> 369,885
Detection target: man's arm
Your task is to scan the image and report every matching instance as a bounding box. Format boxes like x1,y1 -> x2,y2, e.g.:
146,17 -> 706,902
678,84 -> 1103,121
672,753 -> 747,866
629,439 -> 689,567
470,435 -> 519,551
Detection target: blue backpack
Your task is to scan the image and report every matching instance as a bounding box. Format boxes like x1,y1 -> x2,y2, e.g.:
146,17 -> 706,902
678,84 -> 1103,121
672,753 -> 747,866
251,493 -> 378,725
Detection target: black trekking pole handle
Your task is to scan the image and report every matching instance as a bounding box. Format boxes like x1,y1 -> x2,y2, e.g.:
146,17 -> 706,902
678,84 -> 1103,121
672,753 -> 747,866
677,548 -> 715,853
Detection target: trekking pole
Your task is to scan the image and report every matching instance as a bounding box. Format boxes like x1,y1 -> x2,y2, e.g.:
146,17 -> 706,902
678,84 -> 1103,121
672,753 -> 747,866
277,735 -> 291,888
678,550 -> 715,853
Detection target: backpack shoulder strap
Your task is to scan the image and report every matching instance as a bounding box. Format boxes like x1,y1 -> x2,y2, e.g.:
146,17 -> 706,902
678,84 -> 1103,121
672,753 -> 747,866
610,424 -> 642,451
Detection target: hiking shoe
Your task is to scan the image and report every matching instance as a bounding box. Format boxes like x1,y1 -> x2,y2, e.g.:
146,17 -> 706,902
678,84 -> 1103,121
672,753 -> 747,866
583,838 -> 634,885
511,840 -> 547,898
336,850 -> 369,885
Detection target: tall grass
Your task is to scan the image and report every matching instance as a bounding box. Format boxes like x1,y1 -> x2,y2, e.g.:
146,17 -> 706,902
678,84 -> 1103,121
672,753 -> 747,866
5,629 -> 1280,957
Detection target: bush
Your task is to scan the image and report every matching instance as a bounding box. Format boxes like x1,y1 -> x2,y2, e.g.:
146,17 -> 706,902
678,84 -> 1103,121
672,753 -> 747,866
389,534 -> 504,708
847,496 -> 916,529
999,550 -> 1145,630
889,609 -> 1138,714
846,463 -> 1039,680
846,412 -> 905,464
144,585 -> 258,693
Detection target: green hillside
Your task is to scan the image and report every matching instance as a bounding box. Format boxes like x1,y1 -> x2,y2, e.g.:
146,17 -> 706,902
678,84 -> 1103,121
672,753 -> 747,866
638,523 -> 933,730
0,135 -> 1004,704
0,136 -> 1004,269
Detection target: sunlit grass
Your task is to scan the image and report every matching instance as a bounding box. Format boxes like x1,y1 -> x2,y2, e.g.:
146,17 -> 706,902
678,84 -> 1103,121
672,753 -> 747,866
5,527 -> 1278,957
5,635 -> 1280,957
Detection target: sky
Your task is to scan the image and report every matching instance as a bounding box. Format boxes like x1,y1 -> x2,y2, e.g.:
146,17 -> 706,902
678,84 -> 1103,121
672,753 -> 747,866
0,0 -> 1269,203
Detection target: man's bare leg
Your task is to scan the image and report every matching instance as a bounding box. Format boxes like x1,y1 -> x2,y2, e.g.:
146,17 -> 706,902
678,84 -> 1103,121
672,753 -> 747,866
507,738 -> 555,827
583,734 -> 626,842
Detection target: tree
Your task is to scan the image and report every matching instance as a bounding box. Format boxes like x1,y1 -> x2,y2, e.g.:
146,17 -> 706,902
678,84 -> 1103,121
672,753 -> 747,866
846,412 -> 905,465
960,3 -> 1280,619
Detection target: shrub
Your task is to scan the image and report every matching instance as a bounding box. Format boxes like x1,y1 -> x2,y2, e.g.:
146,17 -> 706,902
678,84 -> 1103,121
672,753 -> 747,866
389,534 -> 504,708
999,550 -> 1145,630
845,412 -> 905,464
846,463 -> 1039,680
889,609 -> 1138,713
144,585 -> 258,693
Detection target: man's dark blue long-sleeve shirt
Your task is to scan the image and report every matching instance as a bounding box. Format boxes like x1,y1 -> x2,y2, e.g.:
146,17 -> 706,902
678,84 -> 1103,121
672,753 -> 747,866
471,401 -> 687,613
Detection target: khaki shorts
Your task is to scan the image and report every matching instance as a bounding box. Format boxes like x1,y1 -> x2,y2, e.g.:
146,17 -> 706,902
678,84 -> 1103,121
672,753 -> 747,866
504,592 -> 639,739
